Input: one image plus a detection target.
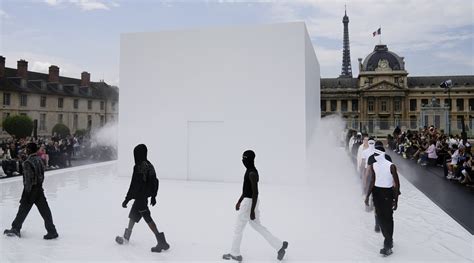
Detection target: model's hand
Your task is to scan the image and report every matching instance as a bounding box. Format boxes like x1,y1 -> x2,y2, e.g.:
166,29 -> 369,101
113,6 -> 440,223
151,197 -> 157,206
250,210 -> 256,220
235,202 -> 241,211
392,199 -> 398,211
364,196 -> 370,207
122,199 -> 129,208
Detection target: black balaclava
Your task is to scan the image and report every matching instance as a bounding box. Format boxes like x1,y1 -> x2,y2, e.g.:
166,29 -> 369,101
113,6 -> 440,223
242,150 -> 256,169
134,144 -> 148,165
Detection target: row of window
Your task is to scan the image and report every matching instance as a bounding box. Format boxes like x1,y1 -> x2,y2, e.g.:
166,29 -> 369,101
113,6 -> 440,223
2,112 -> 108,132
2,93 -> 116,111
322,98 -> 474,113
321,99 -> 359,112
409,98 -> 474,111
321,99 -> 401,113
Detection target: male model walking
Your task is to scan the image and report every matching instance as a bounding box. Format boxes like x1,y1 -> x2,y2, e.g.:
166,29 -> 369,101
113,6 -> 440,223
4,142 -> 58,239
116,144 -> 170,253
223,150 -> 288,262
365,145 -> 400,256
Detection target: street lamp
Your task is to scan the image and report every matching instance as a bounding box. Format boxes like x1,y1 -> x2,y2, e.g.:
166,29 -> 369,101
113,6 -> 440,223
440,79 -> 452,135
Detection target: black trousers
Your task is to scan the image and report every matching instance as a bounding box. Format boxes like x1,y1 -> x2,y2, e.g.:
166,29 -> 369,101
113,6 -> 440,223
129,198 -> 153,224
12,186 -> 57,234
372,186 -> 394,249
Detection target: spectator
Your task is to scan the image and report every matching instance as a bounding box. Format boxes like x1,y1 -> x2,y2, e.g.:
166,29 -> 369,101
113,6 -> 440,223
446,145 -> 460,179
420,140 -> 438,166
37,145 -> 50,169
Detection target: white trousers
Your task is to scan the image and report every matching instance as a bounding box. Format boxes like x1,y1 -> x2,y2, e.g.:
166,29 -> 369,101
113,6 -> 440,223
230,198 -> 282,256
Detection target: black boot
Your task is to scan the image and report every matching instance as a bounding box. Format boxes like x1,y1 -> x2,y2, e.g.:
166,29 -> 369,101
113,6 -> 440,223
43,231 -> 58,240
4,228 -> 21,238
158,232 -> 170,250
277,241 -> 288,260
380,247 -> 393,256
151,232 -> 170,252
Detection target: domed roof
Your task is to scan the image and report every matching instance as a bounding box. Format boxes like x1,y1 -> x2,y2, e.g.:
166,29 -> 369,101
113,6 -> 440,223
362,44 -> 405,71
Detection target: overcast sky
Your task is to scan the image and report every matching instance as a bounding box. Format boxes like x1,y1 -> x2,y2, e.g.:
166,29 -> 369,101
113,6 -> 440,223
0,0 -> 472,86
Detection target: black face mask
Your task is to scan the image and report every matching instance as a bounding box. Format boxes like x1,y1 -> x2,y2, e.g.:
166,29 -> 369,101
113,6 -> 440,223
242,150 -> 255,169
134,144 -> 148,165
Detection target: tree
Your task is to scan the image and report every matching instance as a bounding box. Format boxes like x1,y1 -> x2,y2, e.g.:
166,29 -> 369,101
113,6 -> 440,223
75,129 -> 88,137
2,115 -> 33,138
52,123 -> 70,138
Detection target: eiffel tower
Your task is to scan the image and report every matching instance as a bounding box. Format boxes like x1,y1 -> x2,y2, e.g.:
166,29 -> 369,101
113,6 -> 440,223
340,6 -> 352,78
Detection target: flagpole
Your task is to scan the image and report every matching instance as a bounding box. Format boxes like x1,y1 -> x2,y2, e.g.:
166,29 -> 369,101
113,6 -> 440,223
379,25 -> 382,44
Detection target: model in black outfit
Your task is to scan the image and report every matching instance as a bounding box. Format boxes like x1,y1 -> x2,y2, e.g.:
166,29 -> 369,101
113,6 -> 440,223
115,144 -> 170,253
4,142 -> 58,239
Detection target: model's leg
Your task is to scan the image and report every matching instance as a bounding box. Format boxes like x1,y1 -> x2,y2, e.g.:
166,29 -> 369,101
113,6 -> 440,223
10,191 -> 35,233
35,189 -> 58,238
248,206 -> 282,250
230,212 -> 248,256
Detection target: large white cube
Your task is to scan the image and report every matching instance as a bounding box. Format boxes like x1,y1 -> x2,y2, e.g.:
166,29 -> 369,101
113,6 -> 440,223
119,22 -> 320,184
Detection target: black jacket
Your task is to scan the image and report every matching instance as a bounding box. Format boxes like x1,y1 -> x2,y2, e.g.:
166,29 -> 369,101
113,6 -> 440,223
125,161 -> 159,201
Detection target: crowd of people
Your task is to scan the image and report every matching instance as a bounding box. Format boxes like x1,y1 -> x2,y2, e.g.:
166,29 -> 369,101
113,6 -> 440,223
386,126 -> 473,187
0,135 -> 109,178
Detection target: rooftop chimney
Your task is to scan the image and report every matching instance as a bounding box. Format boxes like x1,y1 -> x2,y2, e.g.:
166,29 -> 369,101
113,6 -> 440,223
49,65 -> 60,83
17,59 -> 28,79
0,56 -> 5,78
81,71 -> 90,86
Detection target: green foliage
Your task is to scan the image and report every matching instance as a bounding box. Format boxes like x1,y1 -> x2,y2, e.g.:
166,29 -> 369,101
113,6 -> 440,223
75,129 -> 88,137
2,115 -> 33,138
52,123 -> 70,138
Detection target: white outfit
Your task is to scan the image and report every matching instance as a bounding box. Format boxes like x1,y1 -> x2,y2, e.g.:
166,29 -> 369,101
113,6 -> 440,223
230,198 -> 282,256
373,153 -> 394,188
451,150 -> 460,165
357,145 -> 368,171
348,137 -> 355,152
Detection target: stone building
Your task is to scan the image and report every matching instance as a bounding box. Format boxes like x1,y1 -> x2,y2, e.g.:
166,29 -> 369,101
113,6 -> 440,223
0,56 -> 119,138
321,11 -> 474,136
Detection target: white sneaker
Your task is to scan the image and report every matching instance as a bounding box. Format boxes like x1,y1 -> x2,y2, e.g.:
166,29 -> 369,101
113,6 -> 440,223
12,172 -> 20,176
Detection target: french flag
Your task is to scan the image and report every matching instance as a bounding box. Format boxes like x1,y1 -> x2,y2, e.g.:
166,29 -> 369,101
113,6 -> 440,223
373,28 -> 381,37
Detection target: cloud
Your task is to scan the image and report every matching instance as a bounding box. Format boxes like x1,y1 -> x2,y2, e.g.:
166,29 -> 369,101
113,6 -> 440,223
271,0 -> 473,45
0,9 -> 10,19
70,0 -> 110,11
268,0 -> 474,75
31,61 -> 55,73
44,0 -> 61,6
4,51 -> 89,79
435,50 -> 474,69
42,0 -> 116,11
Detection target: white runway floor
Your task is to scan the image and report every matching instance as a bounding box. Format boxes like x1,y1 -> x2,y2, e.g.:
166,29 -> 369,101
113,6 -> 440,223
0,156 -> 472,262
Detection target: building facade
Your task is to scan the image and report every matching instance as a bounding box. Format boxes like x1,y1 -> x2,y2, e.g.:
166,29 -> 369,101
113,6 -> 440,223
0,56 -> 119,139
321,11 -> 474,136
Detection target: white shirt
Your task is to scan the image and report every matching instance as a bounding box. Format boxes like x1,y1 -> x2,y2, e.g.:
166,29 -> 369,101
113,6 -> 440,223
451,150 -> 460,165
362,145 -> 375,168
357,144 -> 368,170
373,153 -> 394,188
